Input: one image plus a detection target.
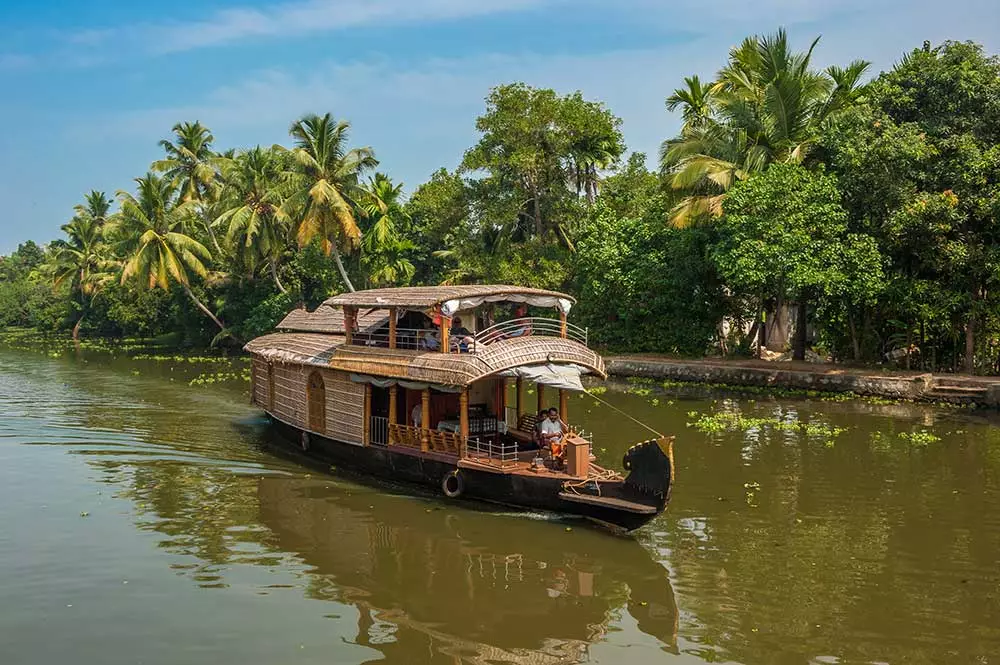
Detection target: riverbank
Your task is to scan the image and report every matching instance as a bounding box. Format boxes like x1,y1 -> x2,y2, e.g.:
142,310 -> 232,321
604,354 -> 1000,407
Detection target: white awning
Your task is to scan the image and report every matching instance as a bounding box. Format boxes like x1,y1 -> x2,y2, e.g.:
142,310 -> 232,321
441,294 -> 573,318
498,363 -> 588,392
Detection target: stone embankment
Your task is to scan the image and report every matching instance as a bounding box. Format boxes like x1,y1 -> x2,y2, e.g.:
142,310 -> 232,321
604,356 -> 1000,407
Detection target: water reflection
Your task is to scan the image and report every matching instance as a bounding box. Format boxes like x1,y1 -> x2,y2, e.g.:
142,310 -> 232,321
256,476 -> 678,663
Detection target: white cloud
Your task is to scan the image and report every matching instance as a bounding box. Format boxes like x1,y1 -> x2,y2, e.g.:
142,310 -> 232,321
145,0 -> 554,53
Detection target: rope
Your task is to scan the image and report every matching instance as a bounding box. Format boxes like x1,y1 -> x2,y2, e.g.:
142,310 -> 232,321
583,388 -> 665,439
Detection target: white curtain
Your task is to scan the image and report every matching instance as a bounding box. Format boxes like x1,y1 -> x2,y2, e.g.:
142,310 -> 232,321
440,294 -> 573,318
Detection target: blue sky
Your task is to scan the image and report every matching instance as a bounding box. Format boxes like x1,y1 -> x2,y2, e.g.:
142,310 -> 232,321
1,0 -> 998,253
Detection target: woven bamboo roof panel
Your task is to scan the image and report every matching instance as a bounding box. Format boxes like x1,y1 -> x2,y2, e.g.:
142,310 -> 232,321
277,306 -> 387,333
323,285 -> 575,310
245,334 -> 605,386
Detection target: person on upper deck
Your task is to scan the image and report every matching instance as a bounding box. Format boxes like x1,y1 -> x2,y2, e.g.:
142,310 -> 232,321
418,319 -> 441,351
507,304 -> 532,338
450,317 -> 475,352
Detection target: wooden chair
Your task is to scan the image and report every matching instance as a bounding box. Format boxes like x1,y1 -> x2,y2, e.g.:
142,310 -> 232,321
508,412 -> 540,445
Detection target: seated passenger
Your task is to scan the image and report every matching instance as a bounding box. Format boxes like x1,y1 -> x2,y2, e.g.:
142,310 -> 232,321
538,407 -> 566,461
450,316 -> 476,352
418,321 -> 441,351
506,304 -> 532,338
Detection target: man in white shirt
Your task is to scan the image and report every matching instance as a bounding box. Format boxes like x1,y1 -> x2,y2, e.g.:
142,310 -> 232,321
538,407 -> 566,460
411,403 -> 423,428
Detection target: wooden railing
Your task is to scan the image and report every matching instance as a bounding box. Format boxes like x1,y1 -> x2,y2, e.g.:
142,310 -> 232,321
387,424 -> 464,456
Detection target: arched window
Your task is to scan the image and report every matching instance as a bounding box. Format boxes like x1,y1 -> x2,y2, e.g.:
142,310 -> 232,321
307,371 -> 326,433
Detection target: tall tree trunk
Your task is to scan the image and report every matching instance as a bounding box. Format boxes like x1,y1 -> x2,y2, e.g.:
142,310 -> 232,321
269,259 -> 287,294
847,308 -> 861,361
72,313 -> 84,341
965,316 -> 976,375
757,302 -> 767,355
180,282 -> 225,331
200,209 -> 224,257
331,246 -> 355,293
965,287 -> 978,374
530,177 -> 543,237
793,298 -> 807,362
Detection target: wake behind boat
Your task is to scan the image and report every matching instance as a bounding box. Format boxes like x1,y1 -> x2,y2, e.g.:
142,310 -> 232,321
244,285 -> 674,531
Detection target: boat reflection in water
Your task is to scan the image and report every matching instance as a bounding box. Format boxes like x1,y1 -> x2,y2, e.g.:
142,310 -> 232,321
257,475 -> 678,663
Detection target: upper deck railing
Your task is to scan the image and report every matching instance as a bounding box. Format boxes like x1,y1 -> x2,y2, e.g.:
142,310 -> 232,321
348,317 -> 588,353
474,317 -> 588,347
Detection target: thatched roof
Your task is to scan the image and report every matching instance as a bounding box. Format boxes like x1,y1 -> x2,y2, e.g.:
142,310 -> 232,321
277,306 -> 387,334
323,285 -> 575,310
245,333 -> 605,386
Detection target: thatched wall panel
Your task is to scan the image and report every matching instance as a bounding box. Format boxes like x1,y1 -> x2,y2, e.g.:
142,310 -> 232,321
252,358 -> 270,408
325,369 -> 364,445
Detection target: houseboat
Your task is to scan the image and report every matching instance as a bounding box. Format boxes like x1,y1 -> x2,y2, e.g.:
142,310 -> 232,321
245,285 -> 674,531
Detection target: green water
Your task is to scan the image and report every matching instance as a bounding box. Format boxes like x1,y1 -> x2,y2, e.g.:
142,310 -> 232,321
1,340 -> 998,664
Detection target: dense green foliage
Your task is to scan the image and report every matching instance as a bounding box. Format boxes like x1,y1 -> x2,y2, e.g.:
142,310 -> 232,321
2,34 -> 999,373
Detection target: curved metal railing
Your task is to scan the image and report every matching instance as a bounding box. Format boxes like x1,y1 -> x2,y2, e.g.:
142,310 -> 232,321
474,317 -> 588,347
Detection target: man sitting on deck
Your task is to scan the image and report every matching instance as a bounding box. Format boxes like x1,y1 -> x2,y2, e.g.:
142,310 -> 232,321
538,407 -> 567,462
450,317 -> 476,352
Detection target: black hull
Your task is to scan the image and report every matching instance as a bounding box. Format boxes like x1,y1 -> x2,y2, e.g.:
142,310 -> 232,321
265,417 -> 668,532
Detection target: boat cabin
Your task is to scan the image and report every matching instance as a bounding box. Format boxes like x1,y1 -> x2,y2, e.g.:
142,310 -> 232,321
246,285 -> 605,477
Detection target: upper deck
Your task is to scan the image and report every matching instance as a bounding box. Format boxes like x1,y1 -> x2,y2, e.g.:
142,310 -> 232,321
253,284 -> 602,386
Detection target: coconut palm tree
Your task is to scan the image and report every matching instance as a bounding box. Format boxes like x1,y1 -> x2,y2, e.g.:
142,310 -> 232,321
284,113 -> 377,292
115,173 -> 225,331
665,75 -> 715,125
358,173 -> 415,287
153,121 -> 225,254
73,190 -> 113,228
570,134 -> 618,204
52,212 -> 113,340
660,29 -> 870,226
214,146 -> 292,292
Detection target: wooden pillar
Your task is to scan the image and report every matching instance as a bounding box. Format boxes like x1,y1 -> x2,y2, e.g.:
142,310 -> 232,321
537,383 -> 545,413
363,384 -> 372,446
560,311 -> 568,339
559,389 -> 569,423
459,387 -> 469,441
421,388 -> 431,452
515,377 -> 524,418
440,316 -> 451,353
344,306 -> 356,345
497,378 -> 507,418
388,385 -> 398,425
388,307 -> 397,349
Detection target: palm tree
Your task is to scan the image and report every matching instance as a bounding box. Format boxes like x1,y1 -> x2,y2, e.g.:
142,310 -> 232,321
284,113 -> 377,292
115,173 -> 225,331
52,211 -> 113,340
359,173 -> 415,287
665,75 -> 715,125
153,121 -> 225,254
214,147 -> 292,292
570,135 -> 618,204
73,190 -> 113,227
660,29 -> 870,226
